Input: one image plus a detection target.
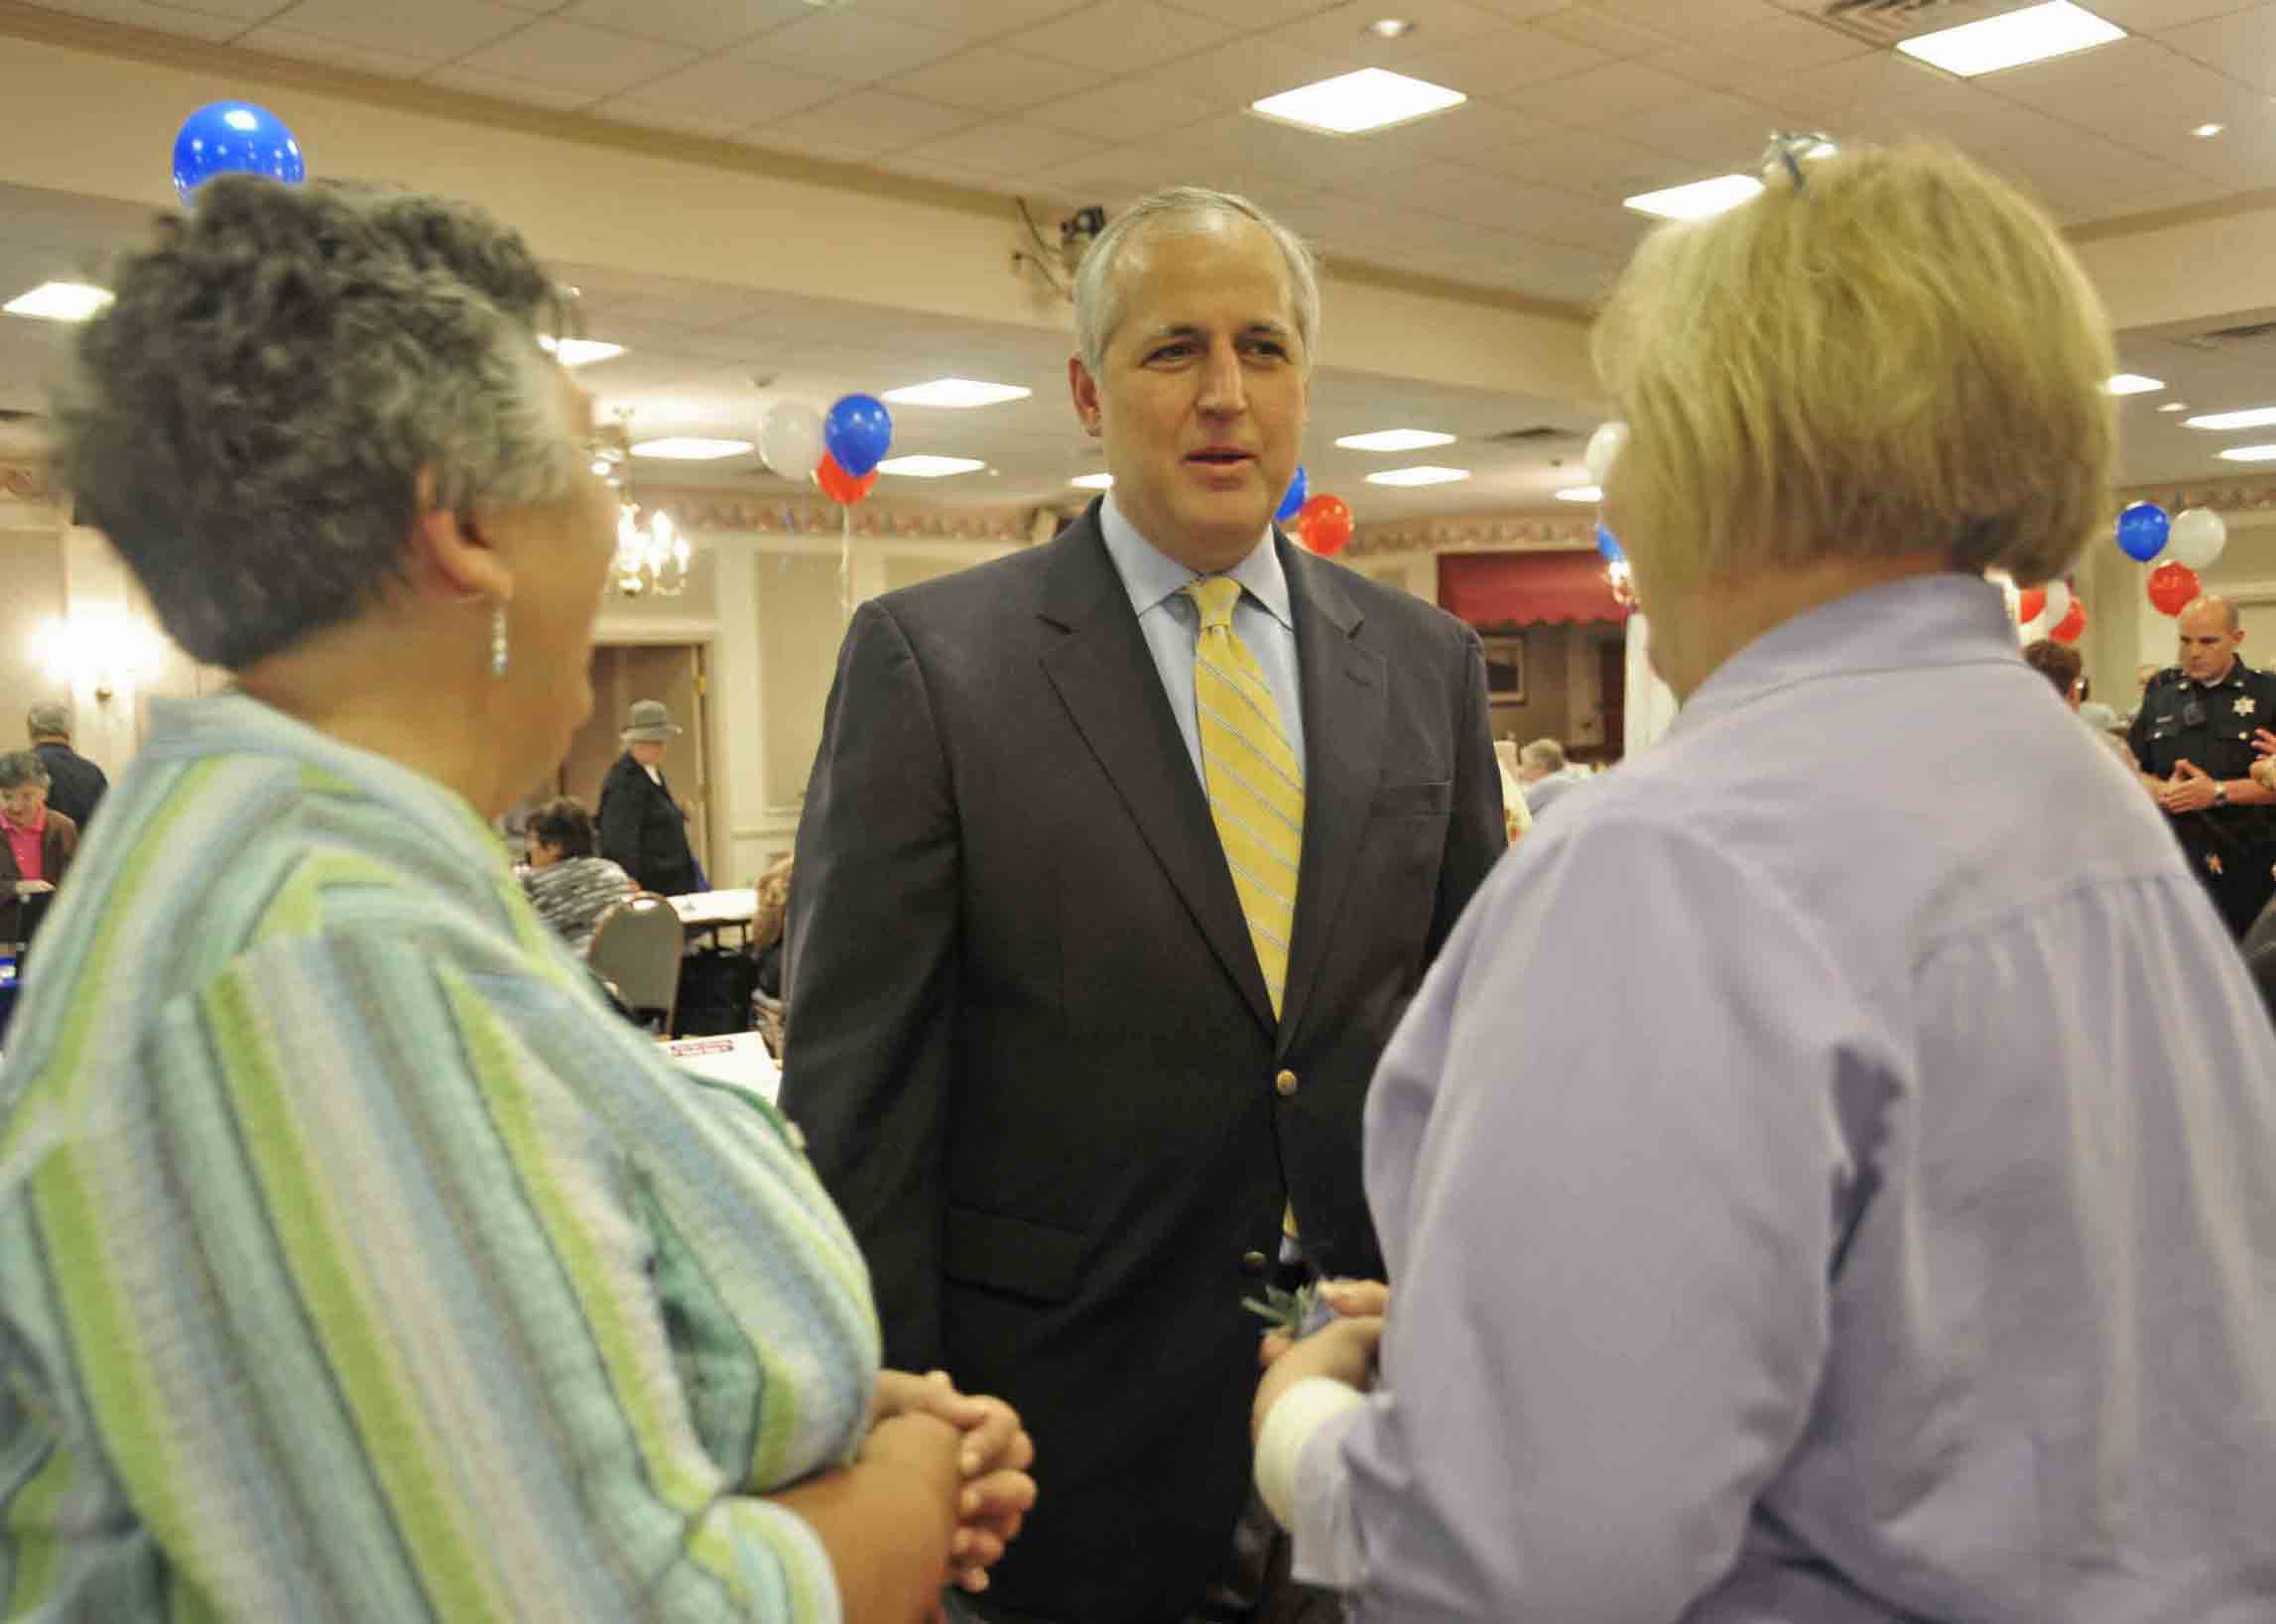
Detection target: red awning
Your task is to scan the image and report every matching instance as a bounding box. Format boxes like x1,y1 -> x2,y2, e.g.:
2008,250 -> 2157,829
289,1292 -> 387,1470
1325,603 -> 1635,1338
1437,550 -> 1627,627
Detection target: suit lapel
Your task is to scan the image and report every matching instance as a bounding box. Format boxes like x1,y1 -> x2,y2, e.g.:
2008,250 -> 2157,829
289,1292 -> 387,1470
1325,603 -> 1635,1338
1276,541 -> 1385,1059
1036,512 -> 1278,1036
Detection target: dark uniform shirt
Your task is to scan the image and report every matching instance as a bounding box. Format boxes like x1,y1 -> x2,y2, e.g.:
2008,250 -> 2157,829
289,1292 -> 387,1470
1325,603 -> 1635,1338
2129,657 -> 2276,937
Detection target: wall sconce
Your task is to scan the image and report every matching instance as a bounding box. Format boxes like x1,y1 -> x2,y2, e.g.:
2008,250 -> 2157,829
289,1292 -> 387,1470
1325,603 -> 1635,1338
32,613 -> 164,702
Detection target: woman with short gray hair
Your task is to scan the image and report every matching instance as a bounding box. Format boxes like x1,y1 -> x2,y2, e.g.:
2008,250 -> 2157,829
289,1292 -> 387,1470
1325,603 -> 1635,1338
0,747 -> 73,953
2,175 -> 1031,1621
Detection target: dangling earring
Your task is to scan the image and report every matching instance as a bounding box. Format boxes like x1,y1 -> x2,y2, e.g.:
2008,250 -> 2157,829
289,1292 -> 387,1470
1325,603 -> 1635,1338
490,603 -> 510,680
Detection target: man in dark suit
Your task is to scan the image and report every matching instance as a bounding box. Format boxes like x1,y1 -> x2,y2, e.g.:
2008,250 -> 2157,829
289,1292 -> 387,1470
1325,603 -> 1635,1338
782,187 -> 1504,1624
595,698 -> 701,897
27,702 -> 106,831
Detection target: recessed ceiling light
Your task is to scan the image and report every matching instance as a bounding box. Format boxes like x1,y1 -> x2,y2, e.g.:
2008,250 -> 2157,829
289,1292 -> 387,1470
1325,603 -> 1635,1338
537,335 -> 626,367
2160,401 -> 2189,413
631,437 -> 754,460
1250,67 -> 1464,136
1623,173 -> 1764,220
1070,472 -> 1114,489
879,454 -> 987,477
1336,428 -> 1456,451
882,377 -> 1034,409
1555,485 -> 1604,502
2106,373 -> 2164,395
2218,444 -> 2276,462
2185,406 -> 2276,431
1895,1 -> 2125,78
1365,465 -> 1468,487
4,281 -> 113,321
2195,122 -> 2226,139
1365,17 -> 1414,38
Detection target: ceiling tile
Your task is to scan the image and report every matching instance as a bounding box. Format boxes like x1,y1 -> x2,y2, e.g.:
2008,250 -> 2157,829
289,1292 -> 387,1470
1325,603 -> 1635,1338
1156,0 -> 1348,18
1585,0 -> 1786,41
1396,25 -> 1614,96
1696,10 -> 1873,69
909,117 -> 1109,178
1457,0 -> 1570,19
2089,0 -> 2271,31
77,0 -> 288,18
25,0 -> 245,40
1499,60 -> 1701,123
247,26 -> 448,75
1013,2 -> 1239,72
1530,4 -> 1678,59
1764,51 -> 1979,122
743,89 -> 984,157
2150,6 -> 2276,92
1028,79 -> 1219,139
611,51 -> 851,123
853,0 -> 1091,34
742,9 -> 965,83
1262,0 -> 1514,64
551,0 -> 807,51
586,97 -> 752,138
453,19 -> 700,95
1611,88 -> 1786,160
248,0 -> 531,58
883,46 -> 1081,112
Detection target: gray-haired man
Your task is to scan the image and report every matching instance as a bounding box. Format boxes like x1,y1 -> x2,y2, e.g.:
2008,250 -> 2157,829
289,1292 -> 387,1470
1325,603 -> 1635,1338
27,702 -> 107,831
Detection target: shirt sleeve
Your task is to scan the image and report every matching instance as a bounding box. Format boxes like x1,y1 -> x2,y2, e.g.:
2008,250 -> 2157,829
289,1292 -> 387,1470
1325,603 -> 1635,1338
22,916 -> 862,1623
1292,814 -> 1880,1622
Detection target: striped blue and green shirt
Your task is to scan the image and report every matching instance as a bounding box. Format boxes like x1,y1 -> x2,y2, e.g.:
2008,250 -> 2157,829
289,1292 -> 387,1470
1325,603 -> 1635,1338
0,692 -> 879,1621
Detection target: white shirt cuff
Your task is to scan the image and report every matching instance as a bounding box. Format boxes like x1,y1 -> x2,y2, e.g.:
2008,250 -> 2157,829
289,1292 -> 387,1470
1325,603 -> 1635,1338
1255,1375 -> 1365,1531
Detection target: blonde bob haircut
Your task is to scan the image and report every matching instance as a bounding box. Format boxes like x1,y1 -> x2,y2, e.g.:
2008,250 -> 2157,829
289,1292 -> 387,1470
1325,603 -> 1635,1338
1591,142 -> 2114,588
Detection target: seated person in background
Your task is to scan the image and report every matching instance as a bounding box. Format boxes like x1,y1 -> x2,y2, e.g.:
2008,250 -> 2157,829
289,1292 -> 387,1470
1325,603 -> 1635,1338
1515,735 -> 1583,816
1493,740 -> 1534,843
1253,140 -> 2276,1622
2023,636 -> 2135,770
2,173 -> 1032,1622
0,748 -> 76,956
520,795 -> 636,955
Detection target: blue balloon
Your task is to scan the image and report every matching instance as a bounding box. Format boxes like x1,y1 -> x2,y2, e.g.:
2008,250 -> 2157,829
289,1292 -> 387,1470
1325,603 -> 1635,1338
1595,521 -> 1625,564
2115,500 -> 2170,562
173,101 -> 305,206
823,394 -> 893,478
1276,465 -> 1308,524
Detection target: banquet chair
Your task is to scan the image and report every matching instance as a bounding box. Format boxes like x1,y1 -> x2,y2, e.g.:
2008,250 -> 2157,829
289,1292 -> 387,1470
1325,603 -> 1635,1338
586,892 -> 682,1035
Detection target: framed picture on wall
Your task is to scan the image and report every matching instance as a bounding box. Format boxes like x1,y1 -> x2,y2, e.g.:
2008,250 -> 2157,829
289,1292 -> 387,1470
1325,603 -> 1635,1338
1480,633 -> 1526,706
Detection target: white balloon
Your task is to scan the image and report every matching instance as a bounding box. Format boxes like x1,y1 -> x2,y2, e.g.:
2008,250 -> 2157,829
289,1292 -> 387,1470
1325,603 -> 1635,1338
2168,506 -> 2228,570
1583,421 -> 1629,487
759,401 -> 825,481
2040,579 -> 2071,630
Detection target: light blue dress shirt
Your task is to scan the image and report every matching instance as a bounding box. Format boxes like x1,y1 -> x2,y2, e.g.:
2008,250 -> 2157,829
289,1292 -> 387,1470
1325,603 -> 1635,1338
1096,495 -> 1306,784
1290,573 -> 2276,1621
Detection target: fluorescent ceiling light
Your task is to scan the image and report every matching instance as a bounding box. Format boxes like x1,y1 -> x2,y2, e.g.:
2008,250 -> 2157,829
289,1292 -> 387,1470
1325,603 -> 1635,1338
538,335 -> 625,367
1250,67 -> 1464,136
879,454 -> 986,477
1070,472 -> 1114,490
2195,122 -> 2225,139
882,377 -> 1034,409
2218,444 -> 2276,462
2160,401 -> 2189,413
1555,485 -> 1603,502
2105,373 -> 2164,395
1365,464 -> 1468,487
2185,407 -> 2276,431
4,281 -> 113,321
1624,173 -> 1763,220
631,437 -> 754,460
1336,428 -> 1455,451
1895,1 -> 2124,78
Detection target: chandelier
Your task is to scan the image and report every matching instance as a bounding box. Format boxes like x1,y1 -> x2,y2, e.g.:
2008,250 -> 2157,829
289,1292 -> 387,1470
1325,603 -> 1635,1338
596,412 -> 690,598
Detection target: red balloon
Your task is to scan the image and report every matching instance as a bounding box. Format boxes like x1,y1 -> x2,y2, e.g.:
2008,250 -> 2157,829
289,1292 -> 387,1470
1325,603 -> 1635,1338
1298,493 -> 1353,557
2015,587 -> 2047,624
2051,597 -> 2086,644
2147,561 -> 2200,617
816,451 -> 877,505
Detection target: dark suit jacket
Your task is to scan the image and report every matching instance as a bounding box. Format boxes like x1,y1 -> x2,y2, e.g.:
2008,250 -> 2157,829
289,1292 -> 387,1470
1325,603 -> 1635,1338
782,507 -> 1503,1623
1,809 -> 77,946
595,752 -> 699,897
33,742 -> 107,832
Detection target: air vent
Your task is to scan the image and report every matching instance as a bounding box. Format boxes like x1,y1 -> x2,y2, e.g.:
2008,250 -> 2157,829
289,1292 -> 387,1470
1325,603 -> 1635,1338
2177,319 -> 2276,352
1483,425 -> 1577,444
1817,0 -> 2000,49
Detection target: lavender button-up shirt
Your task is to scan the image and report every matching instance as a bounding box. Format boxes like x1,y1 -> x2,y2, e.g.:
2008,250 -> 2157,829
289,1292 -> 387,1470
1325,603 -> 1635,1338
1291,573 -> 2276,1622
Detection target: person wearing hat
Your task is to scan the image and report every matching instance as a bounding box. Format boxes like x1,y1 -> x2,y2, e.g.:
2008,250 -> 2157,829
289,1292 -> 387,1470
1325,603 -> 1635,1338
27,701 -> 107,831
596,697 -> 701,896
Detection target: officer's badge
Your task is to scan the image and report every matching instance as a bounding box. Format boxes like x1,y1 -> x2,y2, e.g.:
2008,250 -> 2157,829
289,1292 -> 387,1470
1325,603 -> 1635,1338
2238,696 -> 2259,716
2209,852 -> 2225,876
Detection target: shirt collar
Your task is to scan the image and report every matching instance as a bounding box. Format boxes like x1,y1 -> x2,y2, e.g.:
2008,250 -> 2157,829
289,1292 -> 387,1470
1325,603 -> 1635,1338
1098,493 -> 1293,632
1674,572 -> 2021,734
0,810 -> 39,836
2194,658 -> 2250,691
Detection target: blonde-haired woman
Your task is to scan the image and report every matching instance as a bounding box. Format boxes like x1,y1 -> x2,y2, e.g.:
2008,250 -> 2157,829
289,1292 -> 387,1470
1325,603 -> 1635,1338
1252,142 -> 2276,1621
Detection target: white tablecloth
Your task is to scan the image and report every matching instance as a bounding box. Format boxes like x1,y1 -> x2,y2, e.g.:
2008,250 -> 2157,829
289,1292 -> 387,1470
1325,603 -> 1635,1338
668,888 -> 759,929
659,1030 -> 780,1103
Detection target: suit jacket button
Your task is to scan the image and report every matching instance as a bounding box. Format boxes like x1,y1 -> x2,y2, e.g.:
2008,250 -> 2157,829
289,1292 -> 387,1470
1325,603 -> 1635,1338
1274,1068 -> 1299,1097
1241,1250 -> 1270,1275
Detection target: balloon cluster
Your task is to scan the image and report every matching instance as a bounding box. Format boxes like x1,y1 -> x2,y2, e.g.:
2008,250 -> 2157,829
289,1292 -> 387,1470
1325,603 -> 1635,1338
760,395 -> 894,505
1275,465 -> 1352,556
173,100 -> 305,206
2115,501 -> 2227,617
2015,579 -> 2086,645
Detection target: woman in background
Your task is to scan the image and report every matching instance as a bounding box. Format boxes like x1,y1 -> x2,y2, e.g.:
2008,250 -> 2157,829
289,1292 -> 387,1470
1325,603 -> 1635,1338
522,795 -> 637,956
0,749 -> 75,957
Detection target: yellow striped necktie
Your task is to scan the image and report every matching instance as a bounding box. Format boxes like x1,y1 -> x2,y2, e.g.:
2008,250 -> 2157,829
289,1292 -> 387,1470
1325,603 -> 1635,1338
1185,576 -> 1304,1017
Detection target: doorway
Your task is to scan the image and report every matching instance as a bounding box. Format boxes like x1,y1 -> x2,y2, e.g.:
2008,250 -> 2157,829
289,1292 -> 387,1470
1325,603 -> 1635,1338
560,642 -> 715,884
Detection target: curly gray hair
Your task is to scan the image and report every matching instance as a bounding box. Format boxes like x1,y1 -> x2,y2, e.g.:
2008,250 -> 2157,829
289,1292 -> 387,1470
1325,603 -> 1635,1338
0,750 -> 51,792
1073,186 -> 1321,377
56,176 -> 578,670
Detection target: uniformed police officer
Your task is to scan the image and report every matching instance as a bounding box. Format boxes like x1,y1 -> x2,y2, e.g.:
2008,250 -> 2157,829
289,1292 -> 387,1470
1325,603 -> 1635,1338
2130,594 -> 2276,937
